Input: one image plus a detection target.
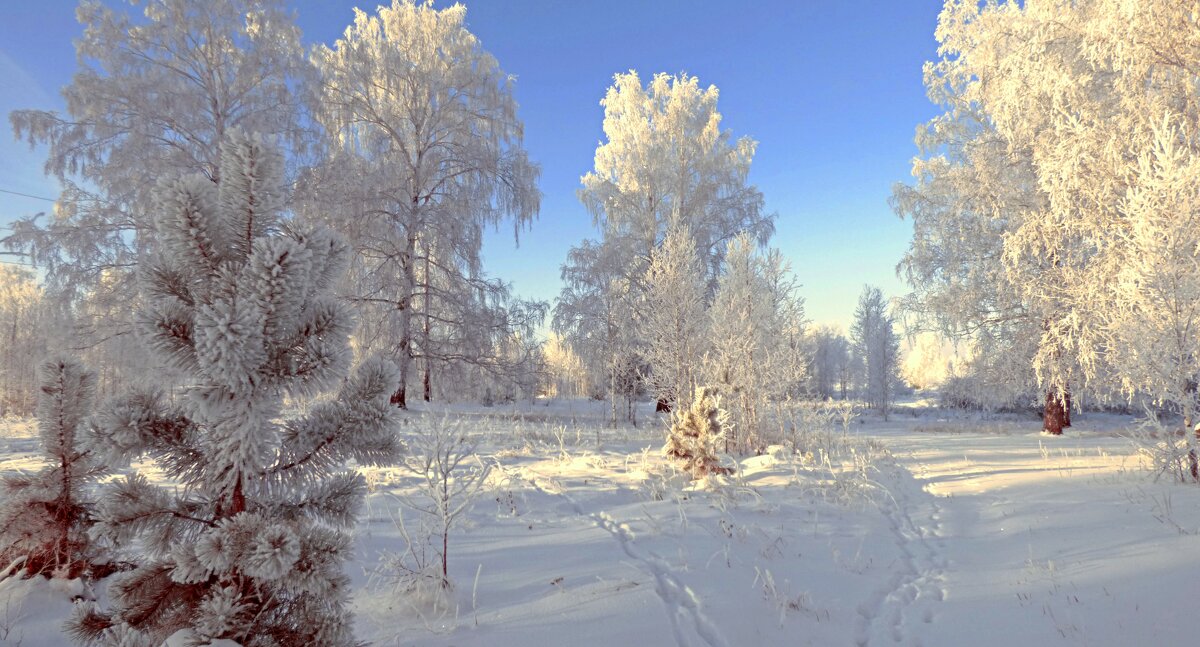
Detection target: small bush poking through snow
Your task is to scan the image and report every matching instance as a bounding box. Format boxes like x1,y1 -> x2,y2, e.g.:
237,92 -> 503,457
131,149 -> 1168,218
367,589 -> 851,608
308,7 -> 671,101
398,414 -> 491,591
1130,415 -> 1200,484
664,387 -> 730,479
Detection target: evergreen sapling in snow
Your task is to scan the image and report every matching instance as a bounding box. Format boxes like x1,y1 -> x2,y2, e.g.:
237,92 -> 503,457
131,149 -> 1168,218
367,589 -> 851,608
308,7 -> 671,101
664,387 -> 730,479
69,130 -> 402,647
0,357 -> 107,581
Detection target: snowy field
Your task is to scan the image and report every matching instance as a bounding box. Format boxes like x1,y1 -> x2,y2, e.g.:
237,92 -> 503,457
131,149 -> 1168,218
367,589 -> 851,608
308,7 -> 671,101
2,401 -> 1198,647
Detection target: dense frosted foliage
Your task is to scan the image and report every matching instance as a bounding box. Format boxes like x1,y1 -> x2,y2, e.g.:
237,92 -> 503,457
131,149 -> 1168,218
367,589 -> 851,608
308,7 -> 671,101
579,71 -> 774,288
68,131 -> 401,646
0,357 -> 106,580
894,0 -> 1200,435
307,0 -> 542,408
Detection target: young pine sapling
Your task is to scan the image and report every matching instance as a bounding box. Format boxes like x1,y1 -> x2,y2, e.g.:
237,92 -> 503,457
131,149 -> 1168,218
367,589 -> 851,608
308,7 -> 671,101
0,357 -> 108,582
68,130 -> 402,647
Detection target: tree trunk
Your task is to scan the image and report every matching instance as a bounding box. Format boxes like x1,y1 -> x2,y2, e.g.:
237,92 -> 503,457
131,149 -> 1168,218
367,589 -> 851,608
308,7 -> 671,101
231,476 -> 246,516
1063,388 -> 1072,428
442,527 -> 449,588
1043,389 -> 1067,435
391,232 -> 418,409
423,248 -> 432,402
609,365 -> 618,428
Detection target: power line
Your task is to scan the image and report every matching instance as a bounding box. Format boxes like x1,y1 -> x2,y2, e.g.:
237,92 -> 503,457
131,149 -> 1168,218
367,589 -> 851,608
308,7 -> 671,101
0,188 -> 56,202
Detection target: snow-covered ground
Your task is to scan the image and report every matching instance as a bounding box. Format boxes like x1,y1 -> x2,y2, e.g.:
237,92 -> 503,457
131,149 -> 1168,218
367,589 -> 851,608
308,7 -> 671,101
2,402 -> 1198,647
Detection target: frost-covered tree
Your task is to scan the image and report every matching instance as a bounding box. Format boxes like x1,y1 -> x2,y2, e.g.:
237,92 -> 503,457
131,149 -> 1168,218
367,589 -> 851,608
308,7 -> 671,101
553,238 -> 644,425
0,357 -> 106,580
707,235 -> 807,451
6,0 -> 313,394
900,0 -> 1200,434
809,326 -> 849,400
1106,118 -> 1200,428
707,236 -> 770,450
893,2 -> 1069,432
556,71 -> 775,420
759,247 -> 809,398
0,266 -> 50,415
399,415 -> 490,590
68,131 -> 402,647
850,286 -> 900,419
580,71 -> 773,288
309,0 -> 541,409
642,224 -> 708,411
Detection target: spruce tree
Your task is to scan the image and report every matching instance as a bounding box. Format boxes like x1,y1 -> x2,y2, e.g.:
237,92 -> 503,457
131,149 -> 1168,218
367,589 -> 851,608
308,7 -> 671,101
69,130 -> 402,647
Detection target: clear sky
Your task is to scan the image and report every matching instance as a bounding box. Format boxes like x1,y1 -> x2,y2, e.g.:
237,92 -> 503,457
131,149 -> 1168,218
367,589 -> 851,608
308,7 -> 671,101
0,0 -> 946,330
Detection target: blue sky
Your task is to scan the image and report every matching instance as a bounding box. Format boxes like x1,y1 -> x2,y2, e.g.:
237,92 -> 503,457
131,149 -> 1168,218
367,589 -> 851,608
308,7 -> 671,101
0,0 -> 945,330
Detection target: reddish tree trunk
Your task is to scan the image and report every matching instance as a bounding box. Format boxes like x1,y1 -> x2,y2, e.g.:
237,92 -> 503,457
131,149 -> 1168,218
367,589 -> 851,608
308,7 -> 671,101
231,477 -> 246,516
1043,390 -> 1067,435
390,386 -> 407,409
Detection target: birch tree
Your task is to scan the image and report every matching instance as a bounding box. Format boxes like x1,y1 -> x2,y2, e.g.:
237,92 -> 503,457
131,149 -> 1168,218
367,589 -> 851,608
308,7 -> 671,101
556,71 -> 774,419
904,0 -> 1200,434
850,286 -> 900,419
642,224 -> 708,411
579,71 -> 774,289
706,234 -> 806,451
0,265 -> 49,415
553,237 -> 643,425
310,0 -> 541,409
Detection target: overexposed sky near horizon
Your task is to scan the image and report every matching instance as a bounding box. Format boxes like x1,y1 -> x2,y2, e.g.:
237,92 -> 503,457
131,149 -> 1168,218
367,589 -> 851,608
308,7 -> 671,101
0,1 -> 946,331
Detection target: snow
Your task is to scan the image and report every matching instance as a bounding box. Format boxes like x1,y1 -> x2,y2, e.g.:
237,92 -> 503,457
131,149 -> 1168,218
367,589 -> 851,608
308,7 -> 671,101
3,402 -> 1199,646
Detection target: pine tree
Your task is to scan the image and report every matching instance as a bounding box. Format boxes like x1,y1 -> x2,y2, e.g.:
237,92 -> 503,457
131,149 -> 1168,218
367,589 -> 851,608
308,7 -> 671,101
663,387 -> 729,479
68,131 -> 402,647
0,356 -> 106,581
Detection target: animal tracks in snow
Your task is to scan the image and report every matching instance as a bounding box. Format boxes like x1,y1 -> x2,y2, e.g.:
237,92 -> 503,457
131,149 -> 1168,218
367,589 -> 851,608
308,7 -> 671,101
522,470 -> 730,647
857,460 -> 949,647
